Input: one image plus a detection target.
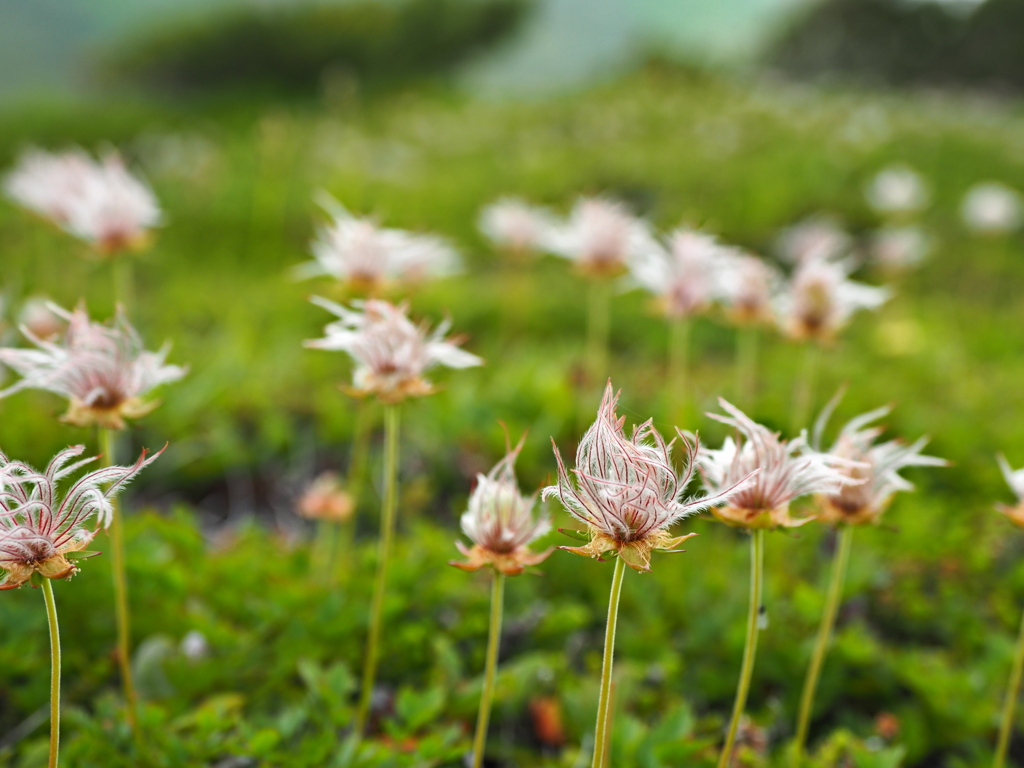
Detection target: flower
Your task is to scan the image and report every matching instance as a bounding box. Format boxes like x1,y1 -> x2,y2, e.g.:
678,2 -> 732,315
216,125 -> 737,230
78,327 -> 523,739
541,197 -> 657,278
629,228 -> 725,319
478,197 -> 556,256
0,444 -> 161,590
776,217 -> 851,265
961,182 -> 1023,235
297,472 -> 355,523
777,258 -> 890,342
997,455 -> 1024,527
698,399 -> 859,529
865,165 -> 928,216
450,436 -> 551,576
543,384 -> 753,572
296,194 -> 460,294
715,251 -> 781,326
870,226 -> 931,270
305,297 -> 482,403
62,152 -> 162,254
3,148 -> 94,224
0,303 -> 187,429
812,400 -> 945,526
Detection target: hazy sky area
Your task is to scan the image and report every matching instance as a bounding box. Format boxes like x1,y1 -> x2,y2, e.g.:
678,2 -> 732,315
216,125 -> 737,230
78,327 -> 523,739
0,0 -> 810,102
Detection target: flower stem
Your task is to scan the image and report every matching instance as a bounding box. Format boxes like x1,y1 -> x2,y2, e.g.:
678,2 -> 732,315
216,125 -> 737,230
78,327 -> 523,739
995,603 -> 1024,768
793,526 -> 853,765
735,326 -> 759,407
471,572 -> 506,768
100,428 -> 140,740
592,556 -> 627,768
668,316 -> 691,426
355,403 -> 400,737
586,279 -> 612,387
718,529 -> 765,768
112,256 -> 134,309
42,579 -> 61,768
791,343 -> 821,434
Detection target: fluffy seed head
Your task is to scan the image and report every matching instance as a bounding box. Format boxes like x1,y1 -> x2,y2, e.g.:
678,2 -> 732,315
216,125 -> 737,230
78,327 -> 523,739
0,444 -> 162,590
698,399 -> 860,529
777,216 -> 851,265
478,197 -> 557,256
777,258 -> 890,342
715,251 -> 781,326
297,194 -> 460,294
961,182 -> 1023,235
865,165 -> 929,216
630,228 -> 724,319
0,303 -> 187,429
812,399 -> 946,526
450,436 -> 551,576
305,297 -> 482,403
296,472 -> 355,523
543,384 -> 753,572
3,148 -> 94,224
541,197 -> 657,278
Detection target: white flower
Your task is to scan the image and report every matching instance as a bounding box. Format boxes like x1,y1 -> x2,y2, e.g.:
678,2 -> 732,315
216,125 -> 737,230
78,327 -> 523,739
870,226 -> 931,269
629,228 -> 725,319
305,297 -> 482,403
698,399 -> 859,529
777,217 -> 852,264
812,399 -> 945,525
715,251 -> 782,326
0,444 -> 162,589
543,384 -> 752,572
451,437 -> 551,575
0,304 -> 185,429
777,259 -> 890,342
961,182 -> 1023,235
865,165 -> 929,216
3,148 -> 94,223
478,197 -> 556,255
997,455 -> 1024,528
62,152 -> 161,254
541,197 -> 658,278
296,194 -> 459,293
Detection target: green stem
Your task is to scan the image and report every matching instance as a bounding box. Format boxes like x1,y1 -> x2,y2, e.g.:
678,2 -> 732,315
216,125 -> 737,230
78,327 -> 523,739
355,403 -> 400,737
346,401 -> 374,513
667,316 -> 691,426
735,326 -> 759,407
100,428 -> 140,740
586,279 -> 612,387
112,256 -> 134,309
719,529 -> 765,768
794,526 -> 853,765
471,573 -> 505,768
995,603 -> 1024,768
791,343 -> 822,435
42,579 -> 60,768
592,556 -> 627,768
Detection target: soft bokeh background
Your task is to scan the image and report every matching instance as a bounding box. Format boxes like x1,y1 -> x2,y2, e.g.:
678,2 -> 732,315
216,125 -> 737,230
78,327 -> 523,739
1,1 -> 1023,766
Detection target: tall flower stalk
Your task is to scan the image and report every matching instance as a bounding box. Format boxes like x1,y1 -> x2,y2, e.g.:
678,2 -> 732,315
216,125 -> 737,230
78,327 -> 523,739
0,444 -> 161,768
41,578 -> 61,768
993,455 -> 1024,768
450,437 -> 550,767
792,399 -> 943,763
545,384 -> 751,767
540,198 -> 656,386
697,400 -> 857,768
306,297 -> 482,737
355,403 -> 400,736
100,428 -> 140,735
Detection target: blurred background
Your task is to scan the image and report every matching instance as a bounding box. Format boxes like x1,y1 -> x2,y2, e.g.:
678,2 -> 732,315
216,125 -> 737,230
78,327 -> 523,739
2,0 -> 1024,766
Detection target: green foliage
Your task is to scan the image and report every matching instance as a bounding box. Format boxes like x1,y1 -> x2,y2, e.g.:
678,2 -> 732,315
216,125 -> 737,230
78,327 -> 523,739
103,0 -> 530,97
